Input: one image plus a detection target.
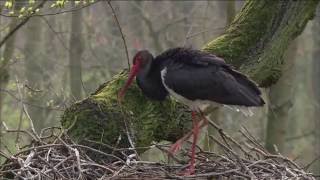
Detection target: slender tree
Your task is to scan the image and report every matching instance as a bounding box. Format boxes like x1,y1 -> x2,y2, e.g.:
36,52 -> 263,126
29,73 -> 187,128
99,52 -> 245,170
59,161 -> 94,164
311,6 -> 320,174
24,16 -> 45,132
0,1 -> 20,151
69,2 -> 84,100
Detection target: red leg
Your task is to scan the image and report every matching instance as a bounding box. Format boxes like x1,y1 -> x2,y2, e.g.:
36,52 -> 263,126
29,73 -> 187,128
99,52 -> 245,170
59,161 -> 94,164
184,114 -> 200,175
169,111 -> 198,154
184,110 -> 209,175
169,110 -> 209,175
169,111 -> 209,154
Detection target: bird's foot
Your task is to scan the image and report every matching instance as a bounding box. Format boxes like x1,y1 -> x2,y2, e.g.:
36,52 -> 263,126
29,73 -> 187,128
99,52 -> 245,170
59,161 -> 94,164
169,139 -> 183,155
177,164 -> 195,176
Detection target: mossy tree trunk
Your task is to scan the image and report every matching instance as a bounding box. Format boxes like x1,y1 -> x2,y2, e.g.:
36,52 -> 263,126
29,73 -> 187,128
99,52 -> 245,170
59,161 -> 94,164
62,0 -> 319,154
203,0 -> 318,86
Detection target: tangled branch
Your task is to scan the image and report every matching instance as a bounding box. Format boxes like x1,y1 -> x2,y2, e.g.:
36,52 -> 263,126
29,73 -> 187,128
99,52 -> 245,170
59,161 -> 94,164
0,122 -> 316,179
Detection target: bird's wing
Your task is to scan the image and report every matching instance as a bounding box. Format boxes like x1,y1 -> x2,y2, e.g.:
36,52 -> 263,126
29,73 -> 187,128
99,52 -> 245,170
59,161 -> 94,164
163,59 -> 264,107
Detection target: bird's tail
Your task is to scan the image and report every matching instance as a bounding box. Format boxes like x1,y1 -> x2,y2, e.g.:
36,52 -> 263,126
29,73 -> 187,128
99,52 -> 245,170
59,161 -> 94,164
224,105 -> 254,117
227,68 -> 265,106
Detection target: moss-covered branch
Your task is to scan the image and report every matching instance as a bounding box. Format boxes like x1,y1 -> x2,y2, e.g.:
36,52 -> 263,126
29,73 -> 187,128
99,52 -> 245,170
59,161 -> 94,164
62,71 -> 191,154
203,0 -> 319,86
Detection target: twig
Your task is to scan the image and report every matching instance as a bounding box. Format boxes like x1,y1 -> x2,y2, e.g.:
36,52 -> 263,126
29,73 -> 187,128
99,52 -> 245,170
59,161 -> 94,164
106,0 -> 130,69
0,126 -> 316,179
0,1 -> 99,18
0,88 -> 63,111
73,148 -> 83,179
0,150 -> 11,160
0,0 -> 47,49
304,155 -> 320,170
40,16 -> 89,97
15,77 -> 40,142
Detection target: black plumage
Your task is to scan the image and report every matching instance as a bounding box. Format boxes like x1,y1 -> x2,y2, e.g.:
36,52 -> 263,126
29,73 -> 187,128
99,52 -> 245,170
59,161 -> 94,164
119,47 -> 265,174
134,47 -> 264,107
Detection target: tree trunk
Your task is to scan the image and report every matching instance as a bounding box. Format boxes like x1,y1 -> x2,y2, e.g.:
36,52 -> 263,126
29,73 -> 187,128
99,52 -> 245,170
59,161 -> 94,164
69,1 -> 84,100
265,41 -> 297,154
203,0 -> 318,86
226,0 -> 236,26
0,3 -> 20,151
61,0 -> 319,155
311,6 -> 320,175
24,17 -> 45,133
134,1 -> 163,52
204,0 -> 236,152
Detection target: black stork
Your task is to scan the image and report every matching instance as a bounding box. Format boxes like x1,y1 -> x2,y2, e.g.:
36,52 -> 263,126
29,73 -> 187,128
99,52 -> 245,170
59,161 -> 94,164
118,47 -> 265,174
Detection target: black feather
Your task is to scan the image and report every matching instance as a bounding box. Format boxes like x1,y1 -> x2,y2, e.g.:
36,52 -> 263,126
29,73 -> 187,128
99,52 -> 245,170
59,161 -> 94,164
157,48 -> 264,107
135,47 -> 264,106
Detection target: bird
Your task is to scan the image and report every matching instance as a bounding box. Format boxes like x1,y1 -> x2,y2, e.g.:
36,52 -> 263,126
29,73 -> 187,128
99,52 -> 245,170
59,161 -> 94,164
118,47 -> 265,174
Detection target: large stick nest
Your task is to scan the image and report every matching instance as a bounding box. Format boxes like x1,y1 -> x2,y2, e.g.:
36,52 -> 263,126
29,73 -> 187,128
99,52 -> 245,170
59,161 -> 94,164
0,124 -> 316,180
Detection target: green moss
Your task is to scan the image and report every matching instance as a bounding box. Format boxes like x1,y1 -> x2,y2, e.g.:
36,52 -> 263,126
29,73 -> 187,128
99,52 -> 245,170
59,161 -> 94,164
61,70 -> 191,154
203,0 -> 319,86
203,1 -> 277,68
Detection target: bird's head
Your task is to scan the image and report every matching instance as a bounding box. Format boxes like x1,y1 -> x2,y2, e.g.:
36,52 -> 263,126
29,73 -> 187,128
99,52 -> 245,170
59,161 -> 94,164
118,50 -> 153,102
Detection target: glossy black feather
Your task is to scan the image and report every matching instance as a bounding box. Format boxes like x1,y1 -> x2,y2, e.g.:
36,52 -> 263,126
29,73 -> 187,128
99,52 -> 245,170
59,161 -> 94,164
136,65 -> 168,101
135,47 -> 264,106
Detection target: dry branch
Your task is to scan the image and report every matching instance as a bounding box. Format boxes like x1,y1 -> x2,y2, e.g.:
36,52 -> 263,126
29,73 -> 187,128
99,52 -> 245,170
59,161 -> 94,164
0,126 -> 315,179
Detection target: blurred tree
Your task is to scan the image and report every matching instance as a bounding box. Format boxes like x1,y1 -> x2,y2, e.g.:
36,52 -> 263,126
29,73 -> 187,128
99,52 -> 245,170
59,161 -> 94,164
204,0 -> 236,152
265,41 -> 297,154
311,6 -> 320,175
69,1 -> 84,100
24,17 -> 45,132
135,1 -> 163,52
0,1 -> 21,150
226,0 -> 236,26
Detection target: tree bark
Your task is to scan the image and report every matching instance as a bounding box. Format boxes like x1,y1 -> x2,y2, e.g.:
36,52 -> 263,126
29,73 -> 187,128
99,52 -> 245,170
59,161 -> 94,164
69,1 -> 84,100
311,6 -> 320,175
203,0 -> 318,86
61,0 -> 319,154
265,41 -> 297,154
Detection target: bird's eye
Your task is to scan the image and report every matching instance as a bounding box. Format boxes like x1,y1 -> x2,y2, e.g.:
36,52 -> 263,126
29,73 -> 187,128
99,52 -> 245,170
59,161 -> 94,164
133,56 -> 141,65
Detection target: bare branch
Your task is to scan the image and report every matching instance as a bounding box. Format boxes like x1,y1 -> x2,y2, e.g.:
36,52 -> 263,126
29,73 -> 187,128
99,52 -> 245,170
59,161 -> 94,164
106,1 -> 130,69
0,0 -> 47,49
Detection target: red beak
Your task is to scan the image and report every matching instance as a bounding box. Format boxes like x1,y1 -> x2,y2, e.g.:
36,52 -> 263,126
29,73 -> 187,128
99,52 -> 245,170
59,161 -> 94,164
118,63 -> 141,102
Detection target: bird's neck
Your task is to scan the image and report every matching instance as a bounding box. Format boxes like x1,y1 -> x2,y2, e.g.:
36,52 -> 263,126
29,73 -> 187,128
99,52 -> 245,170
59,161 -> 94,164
136,59 -> 168,100
140,59 -> 153,77
138,60 -> 156,87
